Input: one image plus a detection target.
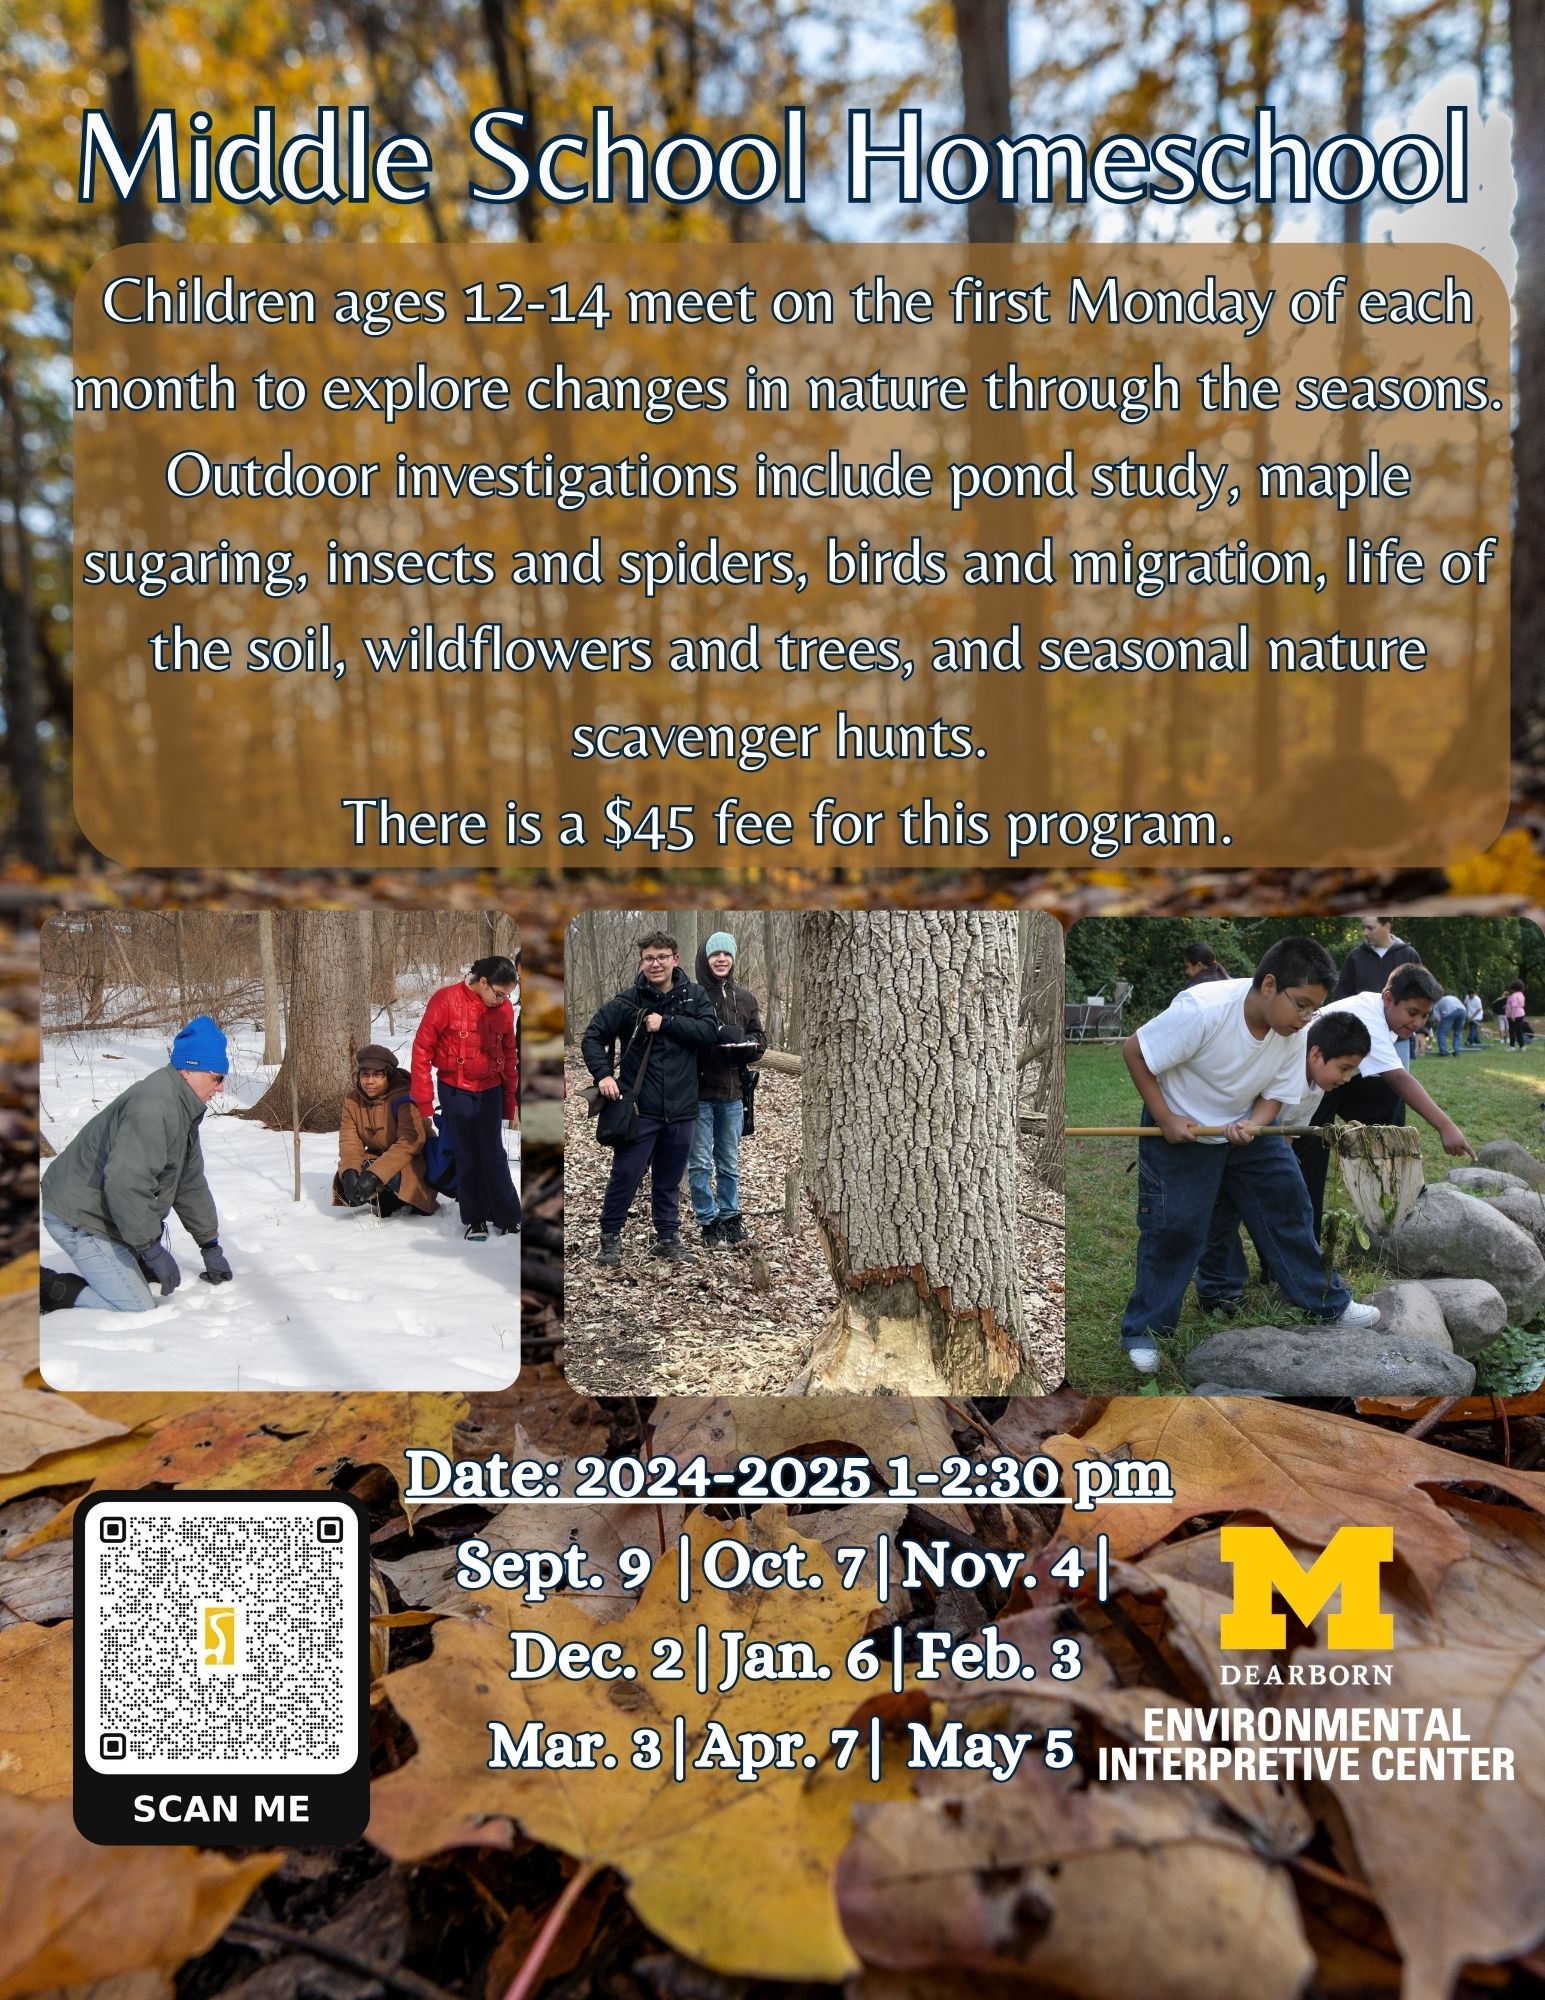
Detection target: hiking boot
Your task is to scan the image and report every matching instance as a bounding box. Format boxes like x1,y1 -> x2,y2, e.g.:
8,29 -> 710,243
651,1236 -> 691,1263
718,1214 -> 746,1247
464,1221 -> 489,1243
41,1268 -> 87,1314
597,1233 -> 622,1267
700,1217 -> 725,1250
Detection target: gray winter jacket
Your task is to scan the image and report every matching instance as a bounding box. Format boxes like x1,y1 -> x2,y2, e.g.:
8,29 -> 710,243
41,1066 -> 219,1251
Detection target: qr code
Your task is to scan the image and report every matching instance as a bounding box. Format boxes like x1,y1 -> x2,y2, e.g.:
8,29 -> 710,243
81,1498 -> 361,1778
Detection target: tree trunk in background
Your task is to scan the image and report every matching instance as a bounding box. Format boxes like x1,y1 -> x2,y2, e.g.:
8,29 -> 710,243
478,0 -> 541,243
353,909 -> 374,1055
258,911 -> 282,1065
239,911 -> 364,1131
798,910 -> 1031,1393
372,910 -> 398,1035
1513,0 -> 1545,726
0,357 -> 54,872
954,0 -> 1014,243
100,0 -> 152,246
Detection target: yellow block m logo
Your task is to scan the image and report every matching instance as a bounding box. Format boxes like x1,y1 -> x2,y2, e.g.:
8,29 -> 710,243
1219,1526 -> 1394,1649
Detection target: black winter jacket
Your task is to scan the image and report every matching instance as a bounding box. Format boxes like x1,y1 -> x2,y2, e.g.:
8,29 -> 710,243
693,945 -> 767,1102
581,969 -> 718,1123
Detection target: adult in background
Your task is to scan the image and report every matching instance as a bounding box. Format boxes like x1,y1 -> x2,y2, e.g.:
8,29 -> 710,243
583,931 -> 718,1266
1505,981 -> 1531,1050
39,1015 -> 234,1313
1428,991 -> 1467,1057
690,931 -> 767,1248
334,1044 -> 435,1217
412,955 -> 520,1242
1333,917 -> 1423,1065
1179,940 -> 1230,991
1465,987 -> 1486,1047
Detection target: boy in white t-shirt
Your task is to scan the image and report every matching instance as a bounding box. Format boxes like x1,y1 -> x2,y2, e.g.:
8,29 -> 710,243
1118,937 -> 1381,1375
1293,964 -> 1471,1234
1195,1009 -> 1372,1311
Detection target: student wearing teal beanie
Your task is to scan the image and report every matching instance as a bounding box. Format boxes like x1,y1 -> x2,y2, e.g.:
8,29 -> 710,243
690,932 -> 767,1248
40,1016 -> 234,1314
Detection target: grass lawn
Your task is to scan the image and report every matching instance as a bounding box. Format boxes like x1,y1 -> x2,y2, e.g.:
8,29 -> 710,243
1065,1033 -> 1545,1396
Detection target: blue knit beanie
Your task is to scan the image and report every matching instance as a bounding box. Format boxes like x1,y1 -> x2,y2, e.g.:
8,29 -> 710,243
705,931 -> 737,960
170,1015 -> 229,1074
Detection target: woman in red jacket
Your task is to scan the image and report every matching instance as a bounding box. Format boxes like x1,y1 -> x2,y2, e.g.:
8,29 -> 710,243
411,955 -> 521,1241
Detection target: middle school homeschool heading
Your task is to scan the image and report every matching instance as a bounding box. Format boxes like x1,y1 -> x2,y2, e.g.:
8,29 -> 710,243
77,104 -> 1469,217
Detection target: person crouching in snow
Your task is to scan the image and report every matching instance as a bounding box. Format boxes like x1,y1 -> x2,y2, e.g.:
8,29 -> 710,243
411,954 -> 521,1242
39,1014 -> 234,1313
334,1044 -> 435,1218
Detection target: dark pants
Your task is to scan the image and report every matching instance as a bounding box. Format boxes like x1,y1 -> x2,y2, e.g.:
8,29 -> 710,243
440,1084 -> 522,1231
1121,1117 -> 1349,1346
1510,1016 -> 1529,1049
600,1115 -> 695,1238
1295,1072 -> 1405,1237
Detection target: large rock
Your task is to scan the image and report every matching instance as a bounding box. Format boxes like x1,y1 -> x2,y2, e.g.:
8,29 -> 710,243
1444,1166 -> 1531,1197
1383,1182 -> 1545,1323
1487,1190 -> 1545,1253
1364,1282 -> 1452,1348
1419,1277 -> 1510,1357
1474,1139 -> 1545,1193
1183,1326 -> 1475,1399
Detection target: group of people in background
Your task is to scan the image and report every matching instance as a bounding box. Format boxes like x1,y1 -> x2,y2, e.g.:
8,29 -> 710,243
39,954 -> 521,1315
581,928 -> 766,1266
1120,918 -> 1507,1376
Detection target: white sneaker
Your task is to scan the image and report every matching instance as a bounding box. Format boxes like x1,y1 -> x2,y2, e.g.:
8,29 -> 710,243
1331,1301 -> 1382,1329
1123,1339 -> 1161,1375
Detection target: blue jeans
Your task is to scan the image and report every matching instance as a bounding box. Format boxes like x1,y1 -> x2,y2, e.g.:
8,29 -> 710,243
1121,1122 -> 1350,1347
1466,1021 -> 1483,1046
1433,1013 -> 1464,1055
43,1211 -> 156,1312
690,1099 -> 745,1225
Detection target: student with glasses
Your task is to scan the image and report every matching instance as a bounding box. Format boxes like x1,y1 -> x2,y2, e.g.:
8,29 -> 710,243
581,930 -> 719,1267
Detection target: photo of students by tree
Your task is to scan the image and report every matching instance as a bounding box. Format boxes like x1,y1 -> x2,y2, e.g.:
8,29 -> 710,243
1065,915 -> 1545,1399
38,908 -> 520,1391
563,908 -> 1064,1396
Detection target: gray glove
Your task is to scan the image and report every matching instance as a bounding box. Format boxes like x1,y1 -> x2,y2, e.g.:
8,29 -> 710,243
137,1242 -> 181,1296
198,1241 -> 233,1284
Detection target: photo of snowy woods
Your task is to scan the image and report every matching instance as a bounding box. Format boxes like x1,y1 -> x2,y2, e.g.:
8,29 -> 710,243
39,909 -> 521,1392
563,907 -> 1064,1396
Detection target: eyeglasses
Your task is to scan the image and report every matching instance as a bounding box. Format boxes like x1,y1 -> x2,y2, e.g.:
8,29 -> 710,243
358,1068 -> 387,1079
640,955 -> 674,968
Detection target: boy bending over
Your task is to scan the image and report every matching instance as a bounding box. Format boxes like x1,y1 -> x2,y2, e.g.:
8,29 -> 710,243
1119,937 -> 1381,1375
1295,965 -> 1471,1234
1195,1008 -> 1372,1312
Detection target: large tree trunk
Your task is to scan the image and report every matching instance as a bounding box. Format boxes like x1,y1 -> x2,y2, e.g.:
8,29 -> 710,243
0,356 -> 55,872
238,911 -> 366,1131
798,910 -> 1032,1394
1513,0 -> 1545,727
100,0 -> 152,246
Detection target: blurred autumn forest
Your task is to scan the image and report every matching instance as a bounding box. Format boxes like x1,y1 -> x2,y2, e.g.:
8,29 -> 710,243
0,0 -> 1542,879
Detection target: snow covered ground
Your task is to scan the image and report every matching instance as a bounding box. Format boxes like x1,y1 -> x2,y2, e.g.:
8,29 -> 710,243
38,1014 -> 521,1392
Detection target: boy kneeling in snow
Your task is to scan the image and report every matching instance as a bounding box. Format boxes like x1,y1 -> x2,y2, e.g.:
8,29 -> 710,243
334,1044 -> 436,1217
40,1015 -> 234,1313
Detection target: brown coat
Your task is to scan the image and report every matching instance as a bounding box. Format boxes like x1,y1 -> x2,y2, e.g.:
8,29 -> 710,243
333,1068 -> 435,1213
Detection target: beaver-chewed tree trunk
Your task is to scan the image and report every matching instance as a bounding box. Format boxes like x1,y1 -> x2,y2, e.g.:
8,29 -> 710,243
798,910 -> 1035,1395
238,911 -> 364,1132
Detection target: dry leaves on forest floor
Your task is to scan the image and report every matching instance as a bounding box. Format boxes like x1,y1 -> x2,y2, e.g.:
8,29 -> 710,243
561,1059 -> 835,1395
561,1055 -> 1067,1396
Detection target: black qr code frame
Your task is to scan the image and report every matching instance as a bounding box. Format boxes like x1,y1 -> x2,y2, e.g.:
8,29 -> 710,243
73,1489 -> 371,1848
